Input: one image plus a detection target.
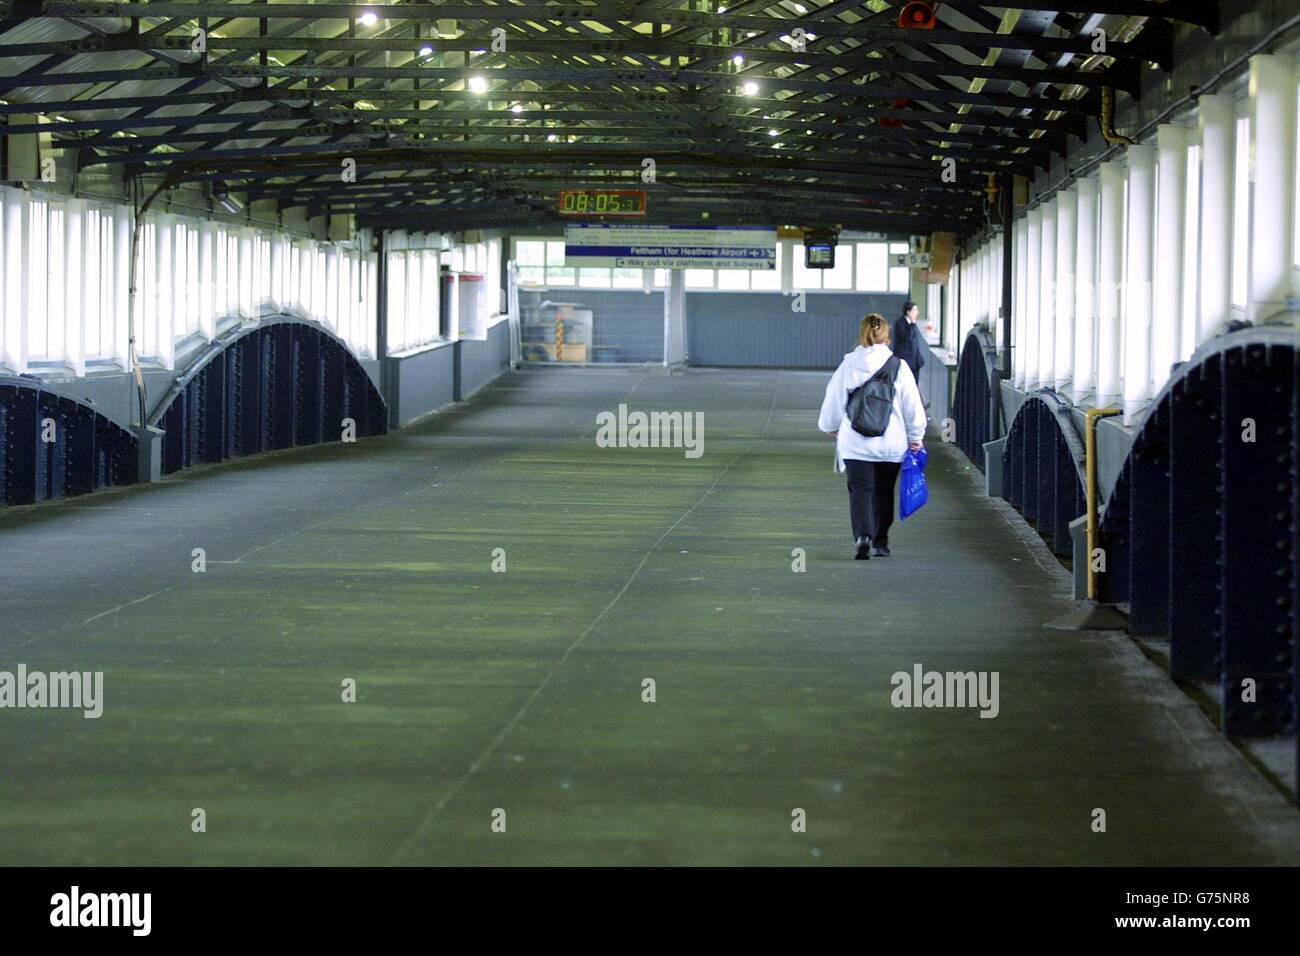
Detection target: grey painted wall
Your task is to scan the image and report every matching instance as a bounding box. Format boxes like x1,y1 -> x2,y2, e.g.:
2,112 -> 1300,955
919,346 -> 957,423
388,343 -> 456,428
388,317 -> 512,425
456,319 -> 512,401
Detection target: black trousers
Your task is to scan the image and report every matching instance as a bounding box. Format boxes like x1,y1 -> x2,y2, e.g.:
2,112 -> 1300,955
844,459 -> 901,544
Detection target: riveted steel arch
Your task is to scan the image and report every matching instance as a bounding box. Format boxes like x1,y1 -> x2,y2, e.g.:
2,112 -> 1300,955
149,317 -> 387,476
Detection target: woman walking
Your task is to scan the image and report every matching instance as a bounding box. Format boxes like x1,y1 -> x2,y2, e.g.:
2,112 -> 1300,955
818,313 -> 928,560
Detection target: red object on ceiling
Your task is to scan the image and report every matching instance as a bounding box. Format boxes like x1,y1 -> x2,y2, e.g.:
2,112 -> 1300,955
898,2 -> 937,30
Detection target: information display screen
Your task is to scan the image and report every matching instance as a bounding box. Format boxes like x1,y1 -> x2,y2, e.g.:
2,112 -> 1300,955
558,189 -> 648,217
805,243 -> 836,269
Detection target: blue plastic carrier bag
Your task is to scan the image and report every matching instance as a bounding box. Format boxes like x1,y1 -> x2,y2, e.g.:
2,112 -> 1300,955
899,448 -> 928,521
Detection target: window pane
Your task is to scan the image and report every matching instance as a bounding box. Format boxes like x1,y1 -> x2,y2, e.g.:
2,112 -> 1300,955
685,268 -> 714,288
889,241 -> 909,292
792,247 -> 822,290
750,244 -> 781,290
822,244 -> 853,289
716,269 -> 750,290
1295,85 -> 1300,266
1182,144 -> 1201,359
855,242 -> 888,290
612,268 -> 642,289
517,240 -> 545,266
578,267 -> 611,288
1232,115 -> 1250,309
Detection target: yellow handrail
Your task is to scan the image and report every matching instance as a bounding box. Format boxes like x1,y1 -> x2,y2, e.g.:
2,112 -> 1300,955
1085,407 -> 1122,601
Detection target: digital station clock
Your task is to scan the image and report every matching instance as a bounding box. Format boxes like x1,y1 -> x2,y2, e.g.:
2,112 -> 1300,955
557,189 -> 648,217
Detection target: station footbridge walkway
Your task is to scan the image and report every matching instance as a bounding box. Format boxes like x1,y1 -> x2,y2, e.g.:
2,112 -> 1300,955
2,366 -> 1296,866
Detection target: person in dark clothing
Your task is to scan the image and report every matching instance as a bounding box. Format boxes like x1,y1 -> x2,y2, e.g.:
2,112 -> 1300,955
891,301 -> 927,382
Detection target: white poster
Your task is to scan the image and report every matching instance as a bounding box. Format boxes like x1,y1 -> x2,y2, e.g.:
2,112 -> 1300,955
563,224 -> 777,270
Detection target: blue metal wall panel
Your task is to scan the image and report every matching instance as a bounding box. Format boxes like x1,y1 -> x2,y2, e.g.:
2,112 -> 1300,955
686,292 -> 907,368
518,289 -> 906,368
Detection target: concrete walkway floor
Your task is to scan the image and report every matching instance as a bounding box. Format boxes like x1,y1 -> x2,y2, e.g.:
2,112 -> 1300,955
0,366 -> 1296,865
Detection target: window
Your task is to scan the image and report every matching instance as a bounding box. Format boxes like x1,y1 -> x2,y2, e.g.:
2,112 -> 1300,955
486,237 -> 502,311
1232,115 -> 1250,310
889,242 -> 910,293
1182,143 -> 1202,358
822,244 -> 853,290
716,269 -> 751,290
612,267 -> 642,289
855,242 -> 889,290
1295,83 -> 1300,267
792,249 -> 822,290
28,199 -> 49,360
546,240 -> 573,285
685,268 -> 715,289
516,239 -> 546,285
578,267 -> 612,288
750,245 -> 781,290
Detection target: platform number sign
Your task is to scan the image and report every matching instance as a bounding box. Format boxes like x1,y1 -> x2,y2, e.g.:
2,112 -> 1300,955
893,252 -> 931,268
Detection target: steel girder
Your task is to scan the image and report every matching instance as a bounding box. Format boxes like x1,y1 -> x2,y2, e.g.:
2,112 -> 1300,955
0,2 -> 1201,233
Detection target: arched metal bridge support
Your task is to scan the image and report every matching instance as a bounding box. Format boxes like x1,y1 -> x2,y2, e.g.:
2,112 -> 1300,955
952,325 -> 1000,471
150,319 -> 387,476
0,377 -> 138,505
1097,331 -> 1296,754
1000,391 -> 1086,558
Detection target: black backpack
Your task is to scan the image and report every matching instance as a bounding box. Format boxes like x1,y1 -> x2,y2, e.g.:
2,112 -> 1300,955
845,355 -> 901,438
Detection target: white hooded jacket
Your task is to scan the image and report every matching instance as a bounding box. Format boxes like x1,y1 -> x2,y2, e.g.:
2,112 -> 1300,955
818,344 -> 928,471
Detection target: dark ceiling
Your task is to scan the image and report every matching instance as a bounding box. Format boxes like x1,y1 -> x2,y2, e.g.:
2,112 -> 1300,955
0,2 -> 1215,236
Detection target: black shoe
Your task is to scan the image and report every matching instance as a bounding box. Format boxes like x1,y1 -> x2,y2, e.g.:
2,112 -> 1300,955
873,543 -> 891,557
854,536 -> 871,560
